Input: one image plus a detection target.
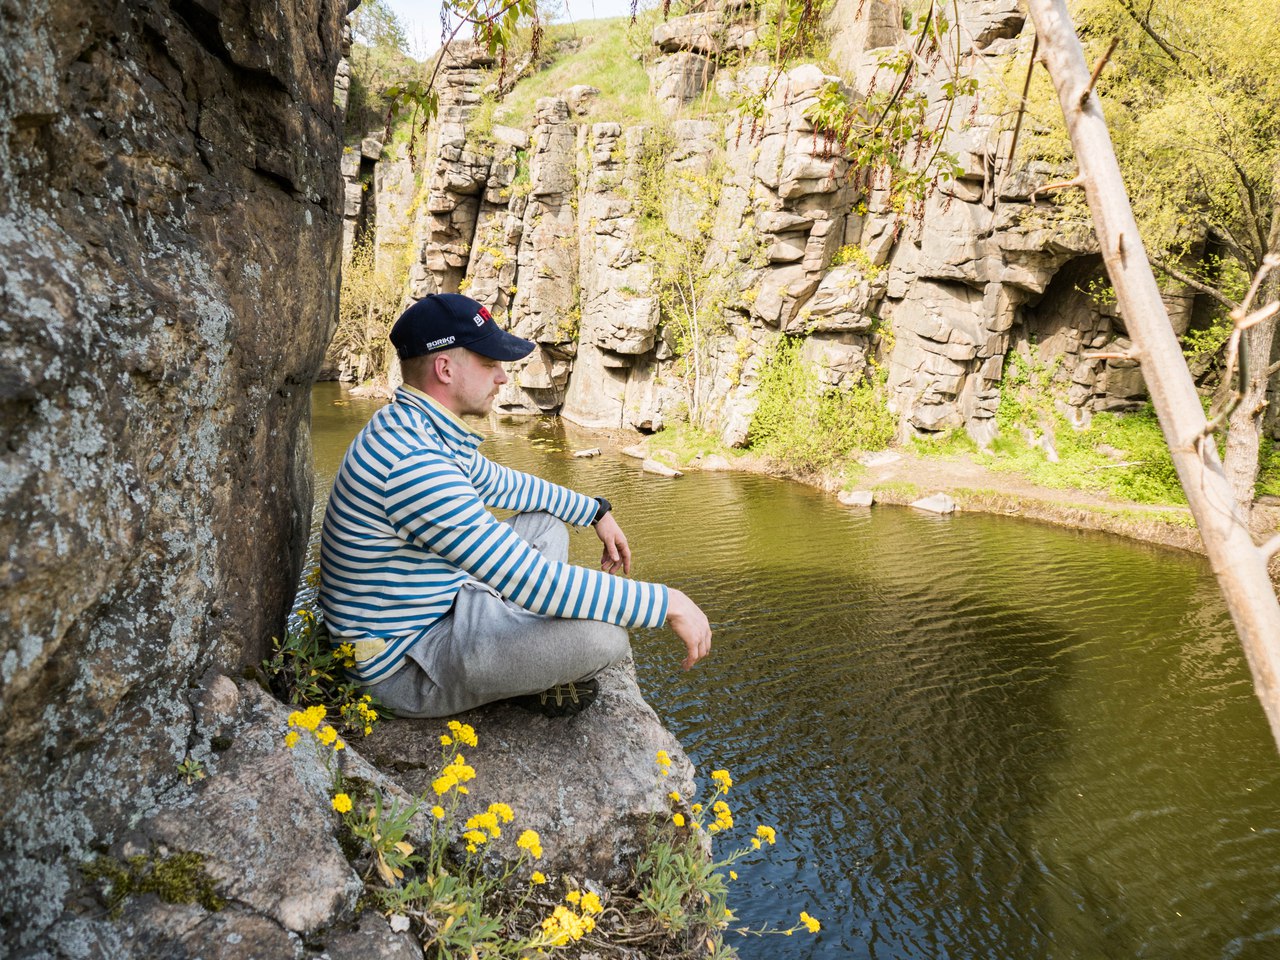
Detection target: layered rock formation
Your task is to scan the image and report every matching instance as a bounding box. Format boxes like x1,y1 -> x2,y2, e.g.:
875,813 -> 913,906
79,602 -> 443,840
343,0 -> 1203,448
0,0 -> 347,948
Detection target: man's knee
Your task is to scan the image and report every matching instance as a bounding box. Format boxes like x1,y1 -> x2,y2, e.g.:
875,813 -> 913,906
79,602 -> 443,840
581,621 -> 631,670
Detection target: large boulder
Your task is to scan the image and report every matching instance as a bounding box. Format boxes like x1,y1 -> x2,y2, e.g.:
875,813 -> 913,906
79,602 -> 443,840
0,0 -> 347,948
357,660 -> 696,886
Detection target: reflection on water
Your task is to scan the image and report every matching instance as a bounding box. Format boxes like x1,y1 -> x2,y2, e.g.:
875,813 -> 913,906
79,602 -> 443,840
306,383 -> 1280,960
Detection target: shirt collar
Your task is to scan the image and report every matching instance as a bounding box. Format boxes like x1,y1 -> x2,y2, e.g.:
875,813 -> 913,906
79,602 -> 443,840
395,384 -> 485,453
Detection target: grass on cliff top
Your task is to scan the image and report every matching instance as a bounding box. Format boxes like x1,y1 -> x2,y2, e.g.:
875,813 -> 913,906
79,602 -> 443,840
493,15 -> 661,127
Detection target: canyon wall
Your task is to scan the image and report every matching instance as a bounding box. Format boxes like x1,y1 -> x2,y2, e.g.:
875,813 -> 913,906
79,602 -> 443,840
344,0 -> 1207,446
0,0 -> 347,947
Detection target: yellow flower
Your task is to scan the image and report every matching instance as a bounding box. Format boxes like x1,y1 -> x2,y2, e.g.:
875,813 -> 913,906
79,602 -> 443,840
291,705 -> 325,731
283,730 -> 299,749
431,805 -> 445,819
565,890 -> 580,905
751,838 -> 762,850
756,825 -> 777,845
447,720 -> 478,747
729,870 -> 738,880
531,871 -> 547,885
668,790 -> 681,802
488,802 -> 514,824
466,811 -> 501,838
334,740 -> 345,751
517,829 -> 543,859
331,793 -> 352,814
672,813 -> 686,827
580,892 -> 603,915
462,829 -> 488,846
800,911 -> 821,933
316,725 -> 337,746
655,750 -> 671,766
691,803 -> 702,814
440,734 -> 453,746
711,769 -> 733,792
433,774 -> 456,796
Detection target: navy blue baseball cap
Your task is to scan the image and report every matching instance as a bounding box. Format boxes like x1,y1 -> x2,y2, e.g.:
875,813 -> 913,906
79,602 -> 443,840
389,293 -> 536,362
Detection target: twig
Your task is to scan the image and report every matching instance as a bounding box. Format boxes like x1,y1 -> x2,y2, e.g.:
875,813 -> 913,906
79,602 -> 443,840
1079,37 -> 1118,108
999,33 -> 1040,200
1031,175 -> 1085,202
1082,351 -> 1139,361
1235,253 -> 1280,317
1235,300 -> 1280,332
1150,256 -> 1240,311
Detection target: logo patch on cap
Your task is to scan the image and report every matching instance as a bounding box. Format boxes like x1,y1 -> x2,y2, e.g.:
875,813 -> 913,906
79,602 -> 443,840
474,306 -> 493,327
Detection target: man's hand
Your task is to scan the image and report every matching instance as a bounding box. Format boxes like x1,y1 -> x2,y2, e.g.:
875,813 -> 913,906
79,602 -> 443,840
666,589 -> 712,670
594,511 -> 632,575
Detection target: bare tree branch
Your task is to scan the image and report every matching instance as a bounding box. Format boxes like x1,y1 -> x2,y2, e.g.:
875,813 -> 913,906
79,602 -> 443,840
1150,256 -> 1240,311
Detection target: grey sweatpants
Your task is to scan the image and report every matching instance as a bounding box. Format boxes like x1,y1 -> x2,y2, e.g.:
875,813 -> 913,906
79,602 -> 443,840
365,511 -> 632,718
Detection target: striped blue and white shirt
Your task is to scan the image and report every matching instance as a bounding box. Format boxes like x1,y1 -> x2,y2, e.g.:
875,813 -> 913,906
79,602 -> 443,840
319,385 -> 669,683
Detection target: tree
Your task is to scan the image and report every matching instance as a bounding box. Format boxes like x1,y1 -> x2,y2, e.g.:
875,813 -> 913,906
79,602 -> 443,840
346,0 -> 417,139
1022,0 -> 1280,517
350,0 -> 410,51
1023,0 -> 1280,750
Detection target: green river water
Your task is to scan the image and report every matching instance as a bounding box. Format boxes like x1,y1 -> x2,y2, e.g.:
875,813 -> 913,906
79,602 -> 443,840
306,382 -> 1280,960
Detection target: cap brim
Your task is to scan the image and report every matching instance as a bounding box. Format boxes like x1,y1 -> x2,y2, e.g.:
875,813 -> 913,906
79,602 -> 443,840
467,326 -> 537,361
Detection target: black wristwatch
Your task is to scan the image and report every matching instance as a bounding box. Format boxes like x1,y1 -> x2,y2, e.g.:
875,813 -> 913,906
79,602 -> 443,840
592,496 -> 612,525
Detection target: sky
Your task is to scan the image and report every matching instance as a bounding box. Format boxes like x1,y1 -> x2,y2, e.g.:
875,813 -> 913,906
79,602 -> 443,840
384,0 -> 647,59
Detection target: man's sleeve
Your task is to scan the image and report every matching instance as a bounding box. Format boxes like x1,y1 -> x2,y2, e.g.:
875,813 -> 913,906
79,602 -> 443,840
385,452 -> 667,628
468,451 -> 599,527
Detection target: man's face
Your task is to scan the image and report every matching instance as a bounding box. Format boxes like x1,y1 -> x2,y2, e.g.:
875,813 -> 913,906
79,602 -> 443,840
448,349 -> 508,417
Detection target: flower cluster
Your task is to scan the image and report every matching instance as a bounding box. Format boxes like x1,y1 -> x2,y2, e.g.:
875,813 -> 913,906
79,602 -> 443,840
650,752 -> 820,942
340,693 -> 378,736
752,824 -> 776,850
461,802 -> 516,852
284,704 -> 346,752
432,754 -> 476,796
440,719 -> 478,748
707,799 -> 734,834
539,888 -> 605,946
331,792 -> 353,814
517,829 -> 543,859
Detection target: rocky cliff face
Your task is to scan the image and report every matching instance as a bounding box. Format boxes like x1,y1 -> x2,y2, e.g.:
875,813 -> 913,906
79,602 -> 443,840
0,0 -> 346,947
344,0 -> 1202,446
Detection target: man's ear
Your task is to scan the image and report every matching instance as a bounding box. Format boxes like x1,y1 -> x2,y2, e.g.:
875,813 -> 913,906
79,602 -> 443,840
432,352 -> 453,383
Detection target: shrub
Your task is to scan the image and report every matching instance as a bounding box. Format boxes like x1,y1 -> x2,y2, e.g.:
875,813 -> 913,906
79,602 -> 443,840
749,337 -> 895,473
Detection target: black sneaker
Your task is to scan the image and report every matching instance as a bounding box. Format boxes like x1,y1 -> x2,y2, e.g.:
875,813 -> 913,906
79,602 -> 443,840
509,678 -> 599,718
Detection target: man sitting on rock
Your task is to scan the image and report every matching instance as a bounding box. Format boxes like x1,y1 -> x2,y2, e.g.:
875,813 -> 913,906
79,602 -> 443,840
318,293 -> 712,719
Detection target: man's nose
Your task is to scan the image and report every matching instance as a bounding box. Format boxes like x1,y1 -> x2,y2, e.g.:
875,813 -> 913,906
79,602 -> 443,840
495,365 -> 508,385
